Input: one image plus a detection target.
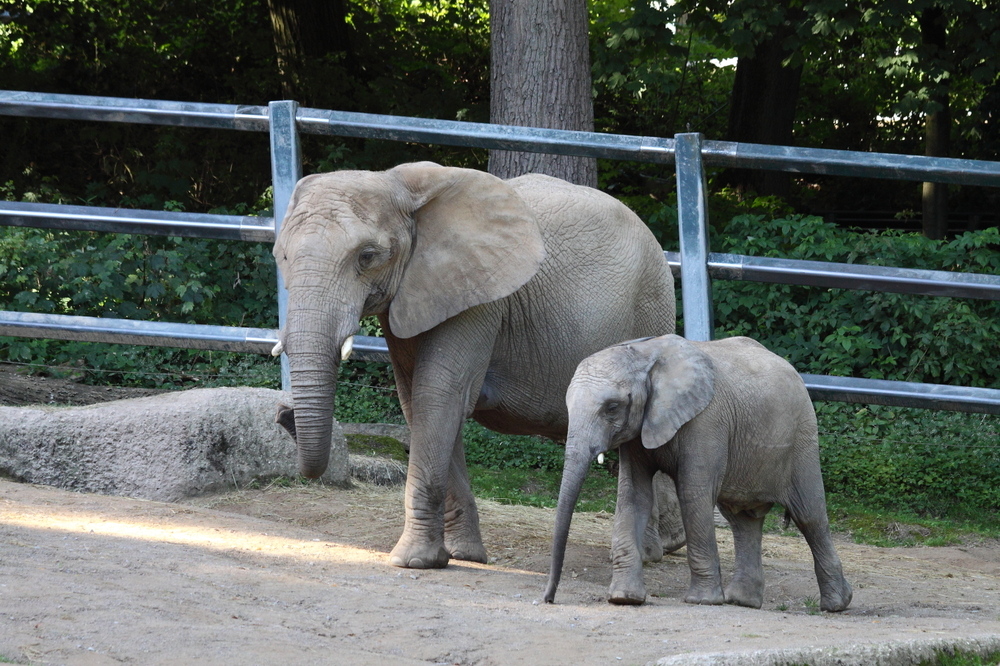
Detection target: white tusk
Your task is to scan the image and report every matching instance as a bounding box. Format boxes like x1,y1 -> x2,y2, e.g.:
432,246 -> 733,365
271,340 -> 284,357
340,336 -> 355,362
597,453 -> 605,465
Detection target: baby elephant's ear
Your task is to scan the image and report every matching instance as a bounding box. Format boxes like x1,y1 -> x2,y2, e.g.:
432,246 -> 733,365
641,335 -> 716,449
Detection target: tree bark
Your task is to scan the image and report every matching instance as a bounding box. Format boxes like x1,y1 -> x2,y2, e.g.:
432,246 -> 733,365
723,31 -> 803,198
266,0 -> 354,102
920,6 -> 950,240
488,0 -> 597,188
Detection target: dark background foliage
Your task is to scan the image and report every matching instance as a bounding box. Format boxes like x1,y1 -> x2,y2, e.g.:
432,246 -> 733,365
1,0 -> 999,530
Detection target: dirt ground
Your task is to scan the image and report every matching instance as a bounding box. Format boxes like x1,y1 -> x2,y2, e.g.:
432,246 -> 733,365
2,372 -> 1000,665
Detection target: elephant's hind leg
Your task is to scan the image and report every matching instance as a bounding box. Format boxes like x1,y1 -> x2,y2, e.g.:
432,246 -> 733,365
444,431 -> 487,563
787,459 -> 852,612
719,503 -> 769,609
648,472 -> 685,560
792,509 -> 852,612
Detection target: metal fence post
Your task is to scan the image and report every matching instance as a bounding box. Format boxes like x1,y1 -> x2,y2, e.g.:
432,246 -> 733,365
674,132 -> 714,341
268,100 -> 302,391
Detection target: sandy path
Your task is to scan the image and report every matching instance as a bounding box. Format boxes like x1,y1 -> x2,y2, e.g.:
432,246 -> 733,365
2,478 -> 1000,665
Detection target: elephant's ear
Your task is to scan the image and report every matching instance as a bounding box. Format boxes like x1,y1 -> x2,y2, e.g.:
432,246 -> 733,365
640,335 -> 717,449
387,162 -> 546,338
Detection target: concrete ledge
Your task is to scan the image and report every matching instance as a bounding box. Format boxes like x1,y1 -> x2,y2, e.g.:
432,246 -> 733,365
0,387 -> 349,500
651,634 -> 1000,666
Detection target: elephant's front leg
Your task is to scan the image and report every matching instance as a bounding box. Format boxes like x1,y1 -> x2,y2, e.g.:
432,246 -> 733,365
387,312 -> 495,569
676,437 -> 726,605
609,440 -> 655,605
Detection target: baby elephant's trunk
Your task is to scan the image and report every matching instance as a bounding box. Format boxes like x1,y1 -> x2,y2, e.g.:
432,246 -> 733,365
544,449 -> 592,603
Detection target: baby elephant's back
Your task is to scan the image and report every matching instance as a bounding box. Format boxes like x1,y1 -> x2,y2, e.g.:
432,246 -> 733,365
697,337 -> 819,498
705,337 -> 809,406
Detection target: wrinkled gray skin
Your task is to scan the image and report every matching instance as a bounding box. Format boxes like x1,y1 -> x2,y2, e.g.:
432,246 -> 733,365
544,334 -> 852,612
273,162 -> 676,569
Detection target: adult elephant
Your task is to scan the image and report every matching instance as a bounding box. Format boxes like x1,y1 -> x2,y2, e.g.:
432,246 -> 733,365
273,162 -> 675,569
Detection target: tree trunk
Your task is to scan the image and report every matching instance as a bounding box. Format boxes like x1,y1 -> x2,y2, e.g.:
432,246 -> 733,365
488,0 -> 597,188
920,6 -> 950,240
723,32 -> 803,198
266,0 -> 354,102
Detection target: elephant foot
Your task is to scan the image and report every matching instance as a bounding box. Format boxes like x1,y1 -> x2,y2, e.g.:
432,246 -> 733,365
446,539 -> 488,564
684,580 -> 725,606
724,576 -> 765,609
608,580 -> 647,606
661,532 -> 686,556
820,578 -> 853,612
388,539 -> 450,569
642,537 -> 664,564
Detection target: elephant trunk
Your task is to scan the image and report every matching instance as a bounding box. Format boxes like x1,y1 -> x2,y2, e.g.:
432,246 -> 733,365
288,359 -> 338,478
283,302 -> 357,479
544,445 -> 594,603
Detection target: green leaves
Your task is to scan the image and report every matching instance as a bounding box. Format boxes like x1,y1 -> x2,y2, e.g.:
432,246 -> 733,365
818,404 -> 1000,521
714,214 -> 1000,389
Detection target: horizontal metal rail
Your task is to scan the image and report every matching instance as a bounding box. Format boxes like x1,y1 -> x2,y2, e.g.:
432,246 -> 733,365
0,310 -> 393,362
0,201 -> 274,242
297,108 -> 677,163
8,308 -> 992,413
0,90 -> 268,131
703,141 -> 1000,187
663,252 -> 1000,300
4,92 -> 1000,184
0,311 -> 277,354
802,374 -> 1000,414
349,336 -> 392,363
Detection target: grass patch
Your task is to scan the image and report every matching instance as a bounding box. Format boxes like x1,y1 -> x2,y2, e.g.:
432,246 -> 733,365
816,404 -> 1000,522
760,499 -> 999,548
825,500 -> 1000,548
345,433 -> 409,462
923,651 -> 1000,666
468,464 -> 618,512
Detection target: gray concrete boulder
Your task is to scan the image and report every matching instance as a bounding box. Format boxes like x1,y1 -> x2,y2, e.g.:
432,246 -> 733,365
0,387 -> 349,501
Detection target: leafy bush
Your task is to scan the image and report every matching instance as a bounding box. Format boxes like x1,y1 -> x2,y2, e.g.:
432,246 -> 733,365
0,230 -> 277,328
335,360 -> 404,424
818,404 -> 1000,521
462,425 -> 565,472
714,214 -> 1000,388
0,185 -> 283,386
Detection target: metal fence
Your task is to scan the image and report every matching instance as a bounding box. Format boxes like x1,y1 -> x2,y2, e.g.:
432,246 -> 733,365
2,90 -> 1000,413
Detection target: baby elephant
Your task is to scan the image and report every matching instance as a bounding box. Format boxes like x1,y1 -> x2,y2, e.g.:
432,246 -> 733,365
544,334 -> 852,612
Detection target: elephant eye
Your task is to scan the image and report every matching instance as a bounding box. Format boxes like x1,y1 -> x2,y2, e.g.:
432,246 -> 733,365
357,246 -> 386,271
603,393 -> 631,420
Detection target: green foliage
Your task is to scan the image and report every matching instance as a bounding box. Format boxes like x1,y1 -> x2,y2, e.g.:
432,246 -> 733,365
921,650 -> 1000,666
0,341 -> 282,390
818,404 -> 1000,521
335,361 -> 404,424
462,425 -> 565,472
0,229 -> 277,325
713,214 -> 1000,388
0,185 -> 282,387
590,1 -> 734,141
468,463 -> 617,513
345,433 -> 408,462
